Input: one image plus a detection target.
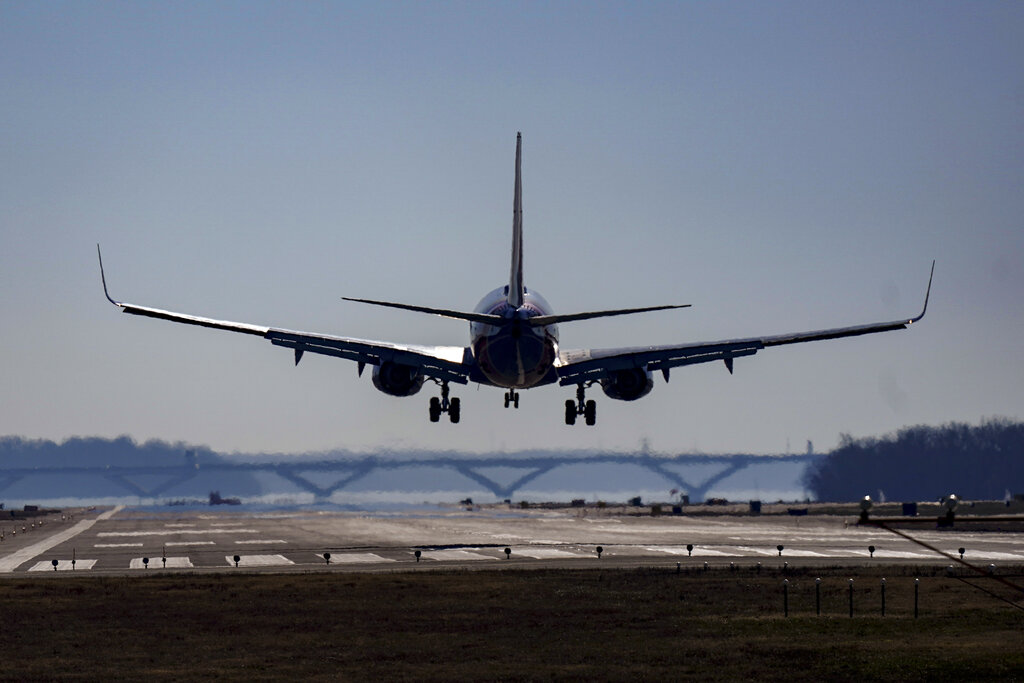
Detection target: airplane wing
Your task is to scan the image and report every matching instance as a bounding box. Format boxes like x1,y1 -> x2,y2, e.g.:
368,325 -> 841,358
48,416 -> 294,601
556,262 -> 934,386
98,247 -> 470,385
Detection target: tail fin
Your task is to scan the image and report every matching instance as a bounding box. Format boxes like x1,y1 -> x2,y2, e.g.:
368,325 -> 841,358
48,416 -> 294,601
507,132 -> 525,309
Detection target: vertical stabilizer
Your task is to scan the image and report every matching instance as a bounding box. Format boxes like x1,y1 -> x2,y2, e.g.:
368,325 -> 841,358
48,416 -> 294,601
507,132 -> 525,309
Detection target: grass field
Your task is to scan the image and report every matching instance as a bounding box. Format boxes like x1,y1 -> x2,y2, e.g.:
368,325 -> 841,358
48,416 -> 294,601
2,565 -> 1023,681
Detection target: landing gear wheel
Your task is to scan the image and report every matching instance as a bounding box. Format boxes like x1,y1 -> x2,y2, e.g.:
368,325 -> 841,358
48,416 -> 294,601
449,397 -> 461,423
564,399 -> 577,425
429,397 -> 442,422
584,399 -> 597,426
503,389 -> 520,409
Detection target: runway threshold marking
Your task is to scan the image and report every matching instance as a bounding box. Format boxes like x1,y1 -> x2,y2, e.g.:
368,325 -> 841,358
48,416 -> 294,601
234,539 -> 287,544
0,506 -> 124,573
97,529 -> 259,537
28,559 -> 98,571
420,549 -> 496,562
95,543 -> 144,548
645,546 -> 737,557
319,553 -> 395,564
225,554 -> 294,567
513,548 -> 588,559
130,557 -> 193,569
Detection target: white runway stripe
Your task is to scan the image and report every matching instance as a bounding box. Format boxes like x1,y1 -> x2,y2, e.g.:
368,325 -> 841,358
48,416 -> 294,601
98,529 -> 258,537
729,546 -> 783,556
845,548 -> 935,559
28,559 -> 97,571
234,539 -> 287,544
225,554 -> 294,567
95,543 -> 143,548
513,548 -> 588,559
320,553 -> 395,564
958,550 -> 1024,561
646,546 -> 752,557
421,549 -> 496,561
130,557 -> 193,569
166,541 -> 215,546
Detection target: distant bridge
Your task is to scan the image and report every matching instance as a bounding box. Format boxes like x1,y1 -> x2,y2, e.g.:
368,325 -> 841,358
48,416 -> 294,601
0,452 -> 820,503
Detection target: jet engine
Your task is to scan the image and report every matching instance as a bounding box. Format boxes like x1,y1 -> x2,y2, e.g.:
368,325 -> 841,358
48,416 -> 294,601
371,361 -> 425,397
600,368 -> 654,401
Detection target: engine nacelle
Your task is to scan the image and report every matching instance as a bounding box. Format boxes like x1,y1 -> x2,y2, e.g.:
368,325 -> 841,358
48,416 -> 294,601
600,368 -> 654,401
371,361 -> 425,397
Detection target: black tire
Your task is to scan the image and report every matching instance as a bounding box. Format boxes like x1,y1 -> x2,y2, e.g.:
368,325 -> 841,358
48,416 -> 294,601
564,399 -> 576,425
429,397 -> 441,422
449,397 -> 461,424
584,399 -> 597,426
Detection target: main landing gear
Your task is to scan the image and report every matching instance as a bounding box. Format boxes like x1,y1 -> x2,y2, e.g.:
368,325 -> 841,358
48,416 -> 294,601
429,380 -> 460,423
504,389 -> 520,409
565,383 -> 597,426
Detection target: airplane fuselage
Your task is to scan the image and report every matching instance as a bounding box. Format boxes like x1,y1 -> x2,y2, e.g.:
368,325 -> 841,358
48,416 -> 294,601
469,286 -> 559,389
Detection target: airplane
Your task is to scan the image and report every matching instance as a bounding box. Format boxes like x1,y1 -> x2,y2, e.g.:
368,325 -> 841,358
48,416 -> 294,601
98,133 -> 934,426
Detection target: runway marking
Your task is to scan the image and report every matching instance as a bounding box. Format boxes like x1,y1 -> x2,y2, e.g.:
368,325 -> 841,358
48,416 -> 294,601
845,548 -> 934,559
729,546 -> 782,556
164,524 -> 196,528
513,548 -> 588,559
225,554 -> 294,567
0,506 -> 123,573
211,523 -> 245,527
234,539 -> 287,545
28,559 -> 98,571
420,549 -> 496,562
95,543 -> 144,548
776,549 -> 833,558
956,550 -> 1024,561
320,553 -> 395,564
645,546 -> 736,557
130,557 -> 193,569
166,541 -> 215,546
98,529 -> 258,537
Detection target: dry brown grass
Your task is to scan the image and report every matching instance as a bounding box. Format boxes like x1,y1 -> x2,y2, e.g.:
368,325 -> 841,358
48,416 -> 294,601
2,566 -> 1023,681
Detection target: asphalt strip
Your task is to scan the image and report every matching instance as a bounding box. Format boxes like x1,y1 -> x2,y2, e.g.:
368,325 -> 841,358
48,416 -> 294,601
0,506 -> 124,573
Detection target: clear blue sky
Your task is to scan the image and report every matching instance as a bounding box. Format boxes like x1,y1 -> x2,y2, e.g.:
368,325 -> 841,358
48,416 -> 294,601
2,2 -> 1022,456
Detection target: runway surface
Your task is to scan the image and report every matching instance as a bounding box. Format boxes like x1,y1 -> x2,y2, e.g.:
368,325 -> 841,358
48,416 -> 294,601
2,505 -> 1023,576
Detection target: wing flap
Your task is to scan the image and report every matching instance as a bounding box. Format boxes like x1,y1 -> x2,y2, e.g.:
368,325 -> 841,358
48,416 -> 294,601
267,330 -> 470,384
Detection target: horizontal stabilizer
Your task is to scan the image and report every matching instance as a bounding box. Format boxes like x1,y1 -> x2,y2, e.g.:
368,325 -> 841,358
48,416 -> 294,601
526,303 -> 690,327
341,297 -> 505,325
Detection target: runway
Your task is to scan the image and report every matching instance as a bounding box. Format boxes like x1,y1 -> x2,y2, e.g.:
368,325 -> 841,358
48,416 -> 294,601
2,504 -> 1023,576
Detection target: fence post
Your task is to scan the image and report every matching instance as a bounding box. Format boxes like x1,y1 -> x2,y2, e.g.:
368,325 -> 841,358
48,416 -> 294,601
914,578 -> 919,619
783,579 -> 789,617
881,578 -> 886,617
848,578 -> 854,618
815,577 -> 821,616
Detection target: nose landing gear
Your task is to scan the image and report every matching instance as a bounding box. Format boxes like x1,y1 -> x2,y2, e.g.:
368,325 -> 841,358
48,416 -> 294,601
564,383 -> 597,426
428,381 -> 460,423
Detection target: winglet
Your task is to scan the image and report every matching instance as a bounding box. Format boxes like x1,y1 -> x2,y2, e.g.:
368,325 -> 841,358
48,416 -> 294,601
97,244 -> 119,306
507,132 -> 525,309
908,260 -> 935,324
